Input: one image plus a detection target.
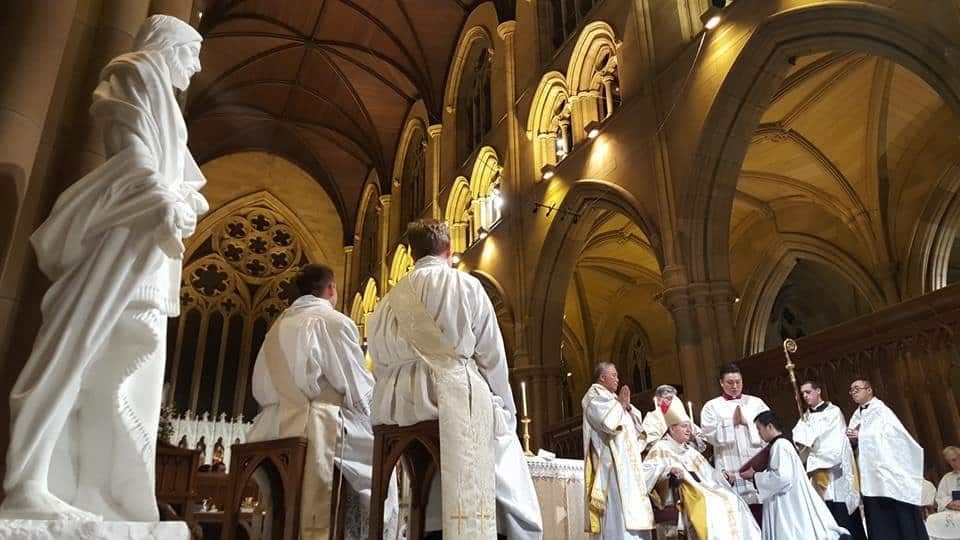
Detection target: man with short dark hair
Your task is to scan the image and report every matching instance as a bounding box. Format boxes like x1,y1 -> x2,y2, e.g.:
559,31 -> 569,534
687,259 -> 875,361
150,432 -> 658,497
742,411 -> 849,539
846,379 -> 928,539
247,263 -> 393,539
368,219 -> 542,539
700,363 -> 769,520
792,381 -> 864,538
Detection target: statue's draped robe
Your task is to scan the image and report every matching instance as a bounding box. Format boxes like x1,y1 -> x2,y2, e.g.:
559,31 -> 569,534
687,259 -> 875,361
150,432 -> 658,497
3,48 -> 206,520
247,295 -> 396,539
849,398 -> 929,539
754,438 -> 849,540
700,394 -> 769,505
646,436 -> 761,540
926,470 -> 960,540
367,256 -> 542,539
581,384 -> 665,539
792,402 -> 860,529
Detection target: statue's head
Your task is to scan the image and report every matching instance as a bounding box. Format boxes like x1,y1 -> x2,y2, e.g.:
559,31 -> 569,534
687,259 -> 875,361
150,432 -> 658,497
133,15 -> 203,91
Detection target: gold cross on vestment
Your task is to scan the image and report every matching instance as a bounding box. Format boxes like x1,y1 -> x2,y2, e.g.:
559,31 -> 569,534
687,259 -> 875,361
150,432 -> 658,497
476,498 -> 494,523
449,498 -> 470,534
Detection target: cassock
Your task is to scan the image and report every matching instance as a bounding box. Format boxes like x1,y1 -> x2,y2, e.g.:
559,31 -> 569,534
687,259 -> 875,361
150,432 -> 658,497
247,294 -> 396,540
792,402 -> 863,536
582,383 -> 666,539
700,394 -> 769,505
754,437 -> 849,540
849,397 -> 928,539
367,255 -> 543,539
647,435 -> 762,540
926,470 -> 960,540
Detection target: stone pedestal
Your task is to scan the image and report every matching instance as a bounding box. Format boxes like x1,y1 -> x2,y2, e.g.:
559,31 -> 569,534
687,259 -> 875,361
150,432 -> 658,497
0,519 -> 189,539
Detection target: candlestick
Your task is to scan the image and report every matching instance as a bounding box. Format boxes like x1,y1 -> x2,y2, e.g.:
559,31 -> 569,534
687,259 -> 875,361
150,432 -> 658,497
521,381 -> 529,418
520,417 -> 534,456
687,400 -> 694,423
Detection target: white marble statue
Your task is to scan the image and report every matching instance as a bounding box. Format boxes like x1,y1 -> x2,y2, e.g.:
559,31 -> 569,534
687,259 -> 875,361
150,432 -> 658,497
0,15 -> 206,522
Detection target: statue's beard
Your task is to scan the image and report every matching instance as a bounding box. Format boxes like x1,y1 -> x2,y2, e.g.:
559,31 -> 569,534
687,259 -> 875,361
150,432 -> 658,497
171,64 -> 190,91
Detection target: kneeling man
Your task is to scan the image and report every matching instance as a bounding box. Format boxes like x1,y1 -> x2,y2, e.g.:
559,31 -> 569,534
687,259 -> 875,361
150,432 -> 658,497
647,398 -> 761,540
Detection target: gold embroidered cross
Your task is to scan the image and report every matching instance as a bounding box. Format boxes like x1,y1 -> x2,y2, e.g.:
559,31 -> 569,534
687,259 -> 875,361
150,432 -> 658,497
476,498 -> 494,523
449,498 -> 470,534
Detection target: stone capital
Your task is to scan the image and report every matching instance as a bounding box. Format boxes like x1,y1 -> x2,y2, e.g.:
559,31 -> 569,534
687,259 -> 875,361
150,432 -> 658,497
343,245 -> 354,255
496,21 -> 516,40
427,123 -> 443,138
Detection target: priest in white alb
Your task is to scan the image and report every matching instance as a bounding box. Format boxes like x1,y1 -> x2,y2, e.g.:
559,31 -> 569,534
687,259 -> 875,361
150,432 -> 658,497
582,362 -> 675,539
846,378 -> 929,539
700,363 -> 769,521
367,219 -> 542,539
792,381 -> 864,539
741,410 -> 850,540
926,446 -> 960,540
646,398 -> 761,540
247,264 -> 396,539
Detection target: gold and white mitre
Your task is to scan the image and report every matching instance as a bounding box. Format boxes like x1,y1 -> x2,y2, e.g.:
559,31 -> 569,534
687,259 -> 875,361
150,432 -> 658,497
664,397 -> 691,426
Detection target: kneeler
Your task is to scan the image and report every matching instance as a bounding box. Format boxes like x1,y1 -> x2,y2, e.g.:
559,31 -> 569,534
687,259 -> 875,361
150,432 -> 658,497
369,420 -> 441,539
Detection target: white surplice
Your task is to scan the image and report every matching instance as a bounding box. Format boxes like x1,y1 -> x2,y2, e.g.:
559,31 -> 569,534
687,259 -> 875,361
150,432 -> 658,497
247,295 -> 394,540
755,438 -> 849,540
700,394 -> 769,504
582,384 -> 666,539
792,402 -> 859,514
848,398 -> 924,506
647,436 -> 761,540
927,471 -> 960,540
367,256 -> 543,539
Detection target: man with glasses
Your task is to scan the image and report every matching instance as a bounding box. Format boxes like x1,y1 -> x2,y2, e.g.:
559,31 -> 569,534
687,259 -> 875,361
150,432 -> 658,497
847,379 -> 928,539
700,363 -> 770,524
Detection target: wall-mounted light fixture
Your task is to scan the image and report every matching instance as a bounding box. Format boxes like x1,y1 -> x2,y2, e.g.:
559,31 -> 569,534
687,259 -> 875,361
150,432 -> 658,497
701,2 -> 726,30
477,227 -> 490,240
530,202 -> 581,223
584,120 -> 602,140
540,164 -> 556,180
492,187 -> 503,210
451,252 -> 463,265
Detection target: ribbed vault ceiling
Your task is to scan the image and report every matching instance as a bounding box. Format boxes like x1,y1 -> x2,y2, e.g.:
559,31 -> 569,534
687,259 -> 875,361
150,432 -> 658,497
187,0 -> 486,236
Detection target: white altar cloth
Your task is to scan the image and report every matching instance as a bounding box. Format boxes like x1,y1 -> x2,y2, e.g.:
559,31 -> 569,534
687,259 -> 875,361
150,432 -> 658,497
527,457 -> 588,540
0,519 -> 189,539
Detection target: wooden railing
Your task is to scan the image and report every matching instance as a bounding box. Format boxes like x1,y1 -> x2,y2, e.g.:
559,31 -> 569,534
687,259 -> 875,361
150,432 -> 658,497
739,283 -> 960,475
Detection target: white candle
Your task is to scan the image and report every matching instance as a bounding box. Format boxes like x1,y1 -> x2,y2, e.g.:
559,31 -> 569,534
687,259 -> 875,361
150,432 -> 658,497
687,400 -> 695,422
521,381 -> 529,418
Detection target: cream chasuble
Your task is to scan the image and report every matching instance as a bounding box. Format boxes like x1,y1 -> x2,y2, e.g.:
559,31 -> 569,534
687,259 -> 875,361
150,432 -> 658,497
700,394 -> 769,504
647,436 -> 761,540
848,398 -> 924,506
792,402 -> 859,514
582,384 -> 666,538
755,438 -> 849,540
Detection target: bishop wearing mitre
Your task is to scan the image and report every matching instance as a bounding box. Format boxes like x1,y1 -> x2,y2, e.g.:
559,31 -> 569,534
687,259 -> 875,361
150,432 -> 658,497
700,363 -> 769,519
582,362 -> 675,539
643,384 -> 707,452
792,381 -> 864,538
646,398 -> 761,540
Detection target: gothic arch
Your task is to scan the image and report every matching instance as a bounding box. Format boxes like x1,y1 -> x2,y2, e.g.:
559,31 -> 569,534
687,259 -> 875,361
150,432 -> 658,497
391,106 -> 429,241
901,165 -> 960,297
566,21 -> 620,126
387,244 -> 414,290
680,2 -> 960,285
443,25 -> 495,113
445,176 -> 474,254
526,72 -> 571,176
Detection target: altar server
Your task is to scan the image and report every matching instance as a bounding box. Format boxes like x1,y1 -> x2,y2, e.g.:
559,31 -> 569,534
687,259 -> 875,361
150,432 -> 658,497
792,381 -> 864,538
700,363 -> 770,518
742,410 -> 850,540
367,219 -> 542,539
647,398 -> 761,540
582,362 -> 676,539
847,379 -> 929,539
247,264 -> 395,539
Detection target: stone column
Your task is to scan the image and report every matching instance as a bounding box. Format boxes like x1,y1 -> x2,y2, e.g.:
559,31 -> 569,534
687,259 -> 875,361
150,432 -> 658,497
341,245 -> 354,312
378,194 -> 391,289
662,282 -> 708,405
427,124 -> 443,219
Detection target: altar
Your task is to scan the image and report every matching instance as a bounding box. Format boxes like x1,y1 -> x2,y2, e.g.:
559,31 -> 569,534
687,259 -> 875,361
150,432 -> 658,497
526,456 -> 588,540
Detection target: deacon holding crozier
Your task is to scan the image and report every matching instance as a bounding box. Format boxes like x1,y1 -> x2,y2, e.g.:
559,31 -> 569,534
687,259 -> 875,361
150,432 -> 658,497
0,15 -> 207,521
646,398 -> 761,540
742,411 -> 850,540
247,264 -> 396,539
582,362 -> 676,539
792,381 -> 864,538
700,363 -> 770,520
367,219 -> 542,539
846,379 -> 929,539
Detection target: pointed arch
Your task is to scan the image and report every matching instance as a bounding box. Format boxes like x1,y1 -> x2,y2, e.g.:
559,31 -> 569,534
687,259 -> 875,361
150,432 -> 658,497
526,71 -> 570,175
445,176 -> 474,254
387,244 -> 414,289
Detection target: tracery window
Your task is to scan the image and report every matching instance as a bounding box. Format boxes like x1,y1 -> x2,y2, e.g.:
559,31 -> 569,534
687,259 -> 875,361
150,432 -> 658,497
546,0 -> 597,50
358,197 -> 380,284
167,204 -> 315,421
399,131 -> 426,230
617,320 -> 652,392
457,47 -> 493,165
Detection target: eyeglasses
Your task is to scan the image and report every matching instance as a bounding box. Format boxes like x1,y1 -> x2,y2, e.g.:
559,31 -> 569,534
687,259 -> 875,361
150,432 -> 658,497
848,386 -> 871,394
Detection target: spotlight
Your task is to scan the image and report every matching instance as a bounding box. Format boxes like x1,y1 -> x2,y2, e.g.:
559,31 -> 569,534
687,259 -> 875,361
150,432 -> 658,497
566,372 -> 572,377
701,6 -> 723,30
704,14 -> 721,29
492,187 -> 503,210
478,227 -> 489,240
532,204 -> 539,214
540,164 -> 556,180
451,252 -> 462,265
734,296 -> 741,304
584,121 -> 602,139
